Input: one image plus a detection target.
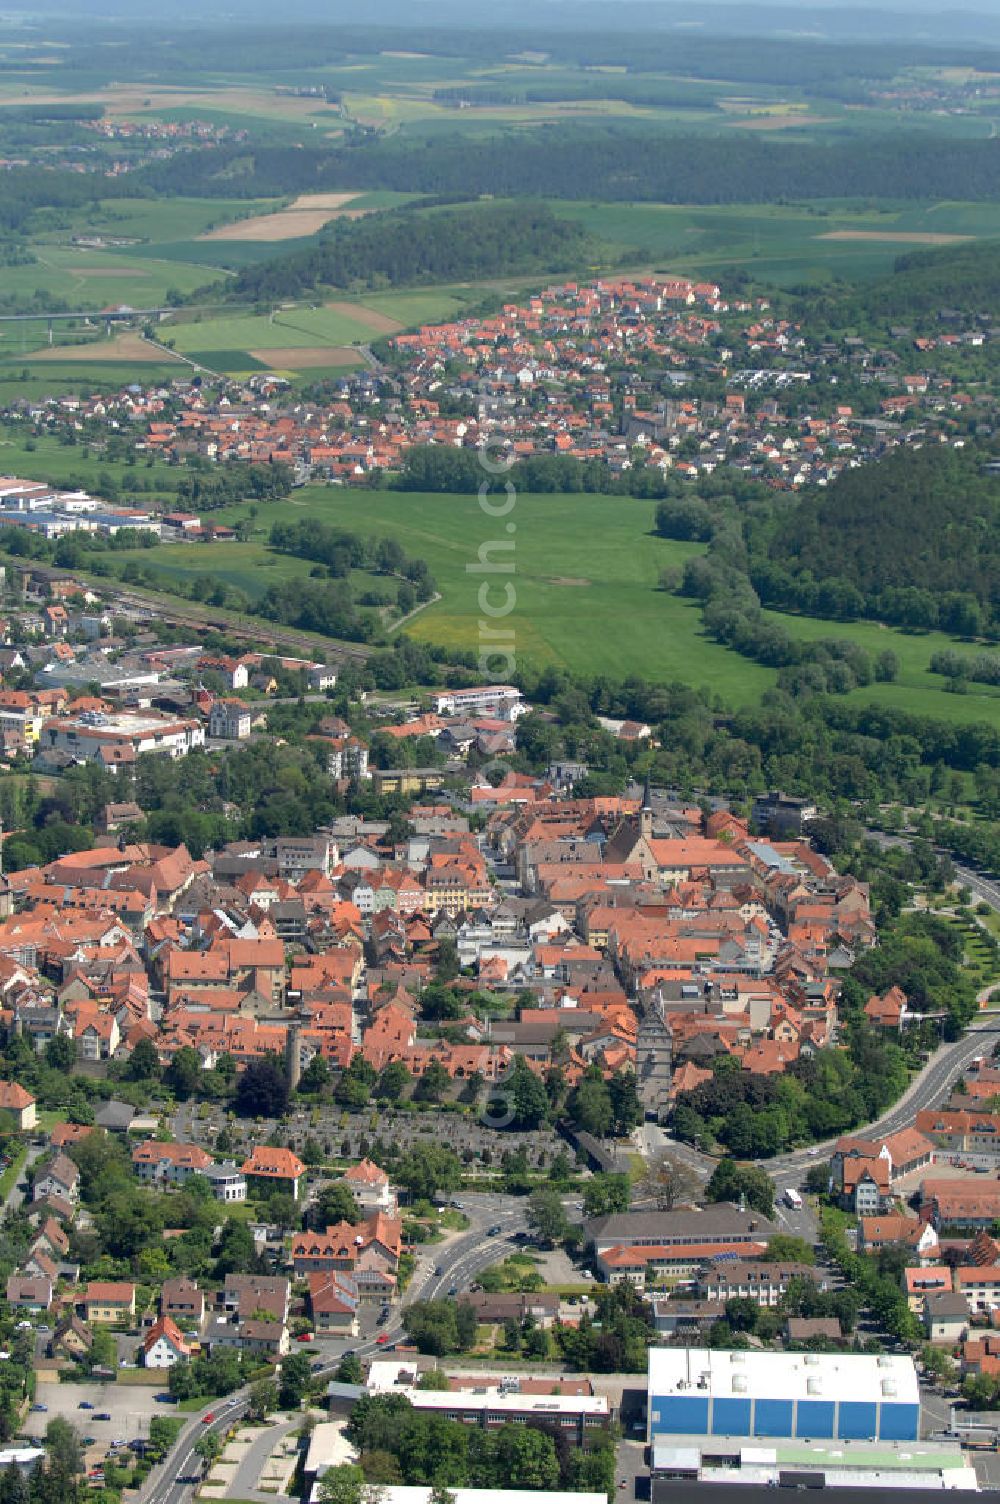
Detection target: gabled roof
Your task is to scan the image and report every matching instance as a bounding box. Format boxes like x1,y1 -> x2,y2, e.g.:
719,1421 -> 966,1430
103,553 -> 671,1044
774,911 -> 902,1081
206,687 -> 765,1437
143,1315 -> 190,1357
241,1146 -> 306,1180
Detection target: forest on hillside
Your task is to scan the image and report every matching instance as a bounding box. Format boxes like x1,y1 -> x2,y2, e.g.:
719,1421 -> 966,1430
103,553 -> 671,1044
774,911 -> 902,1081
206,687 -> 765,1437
808,239 -> 1000,327
755,447 -> 1000,631
139,129 -> 1000,205
228,202 -> 594,301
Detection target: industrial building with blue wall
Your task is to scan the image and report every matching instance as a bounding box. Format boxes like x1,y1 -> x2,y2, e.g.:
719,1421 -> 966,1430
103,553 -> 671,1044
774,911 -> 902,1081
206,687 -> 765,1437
647,1348 -> 920,1444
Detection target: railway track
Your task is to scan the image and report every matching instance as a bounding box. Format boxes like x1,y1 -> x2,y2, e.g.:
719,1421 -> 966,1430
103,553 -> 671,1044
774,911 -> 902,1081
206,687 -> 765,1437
20,561 -> 373,664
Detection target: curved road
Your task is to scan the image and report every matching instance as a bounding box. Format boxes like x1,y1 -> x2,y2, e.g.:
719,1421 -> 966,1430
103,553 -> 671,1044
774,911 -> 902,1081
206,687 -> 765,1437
140,1194 -> 525,1504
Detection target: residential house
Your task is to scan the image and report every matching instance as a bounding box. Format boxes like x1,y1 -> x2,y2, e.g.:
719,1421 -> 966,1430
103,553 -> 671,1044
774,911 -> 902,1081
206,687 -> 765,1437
132,1140 -> 213,1186
955,1264 -> 1000,1315
925,1291 -> 970,1345
49,1315 -> 93,1361
464,1291 -> 560,1328
341,1158 -> 397,1215
82,1281 -> 136,1324
142,1315 -> 193,1368
209,699 -> 252,741
201,1162 -> 247,1203
6,1275 -> 52,1311
34,1153 -> 80,1204
241,1147 -> 306,1201
785,1317 -> 844,1345
0,1081 -> 36,1130
161,1277 -> 205,1329
903,1266 -> 952,1314
307,1270 -> 359,1335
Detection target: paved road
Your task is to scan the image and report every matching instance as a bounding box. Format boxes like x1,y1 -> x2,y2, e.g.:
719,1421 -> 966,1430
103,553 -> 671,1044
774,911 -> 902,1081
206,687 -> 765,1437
770,1016 -> 998,1187
955,864 -> 1000,911
227,1417 -> 298,1498
140,1192 -> 525,1504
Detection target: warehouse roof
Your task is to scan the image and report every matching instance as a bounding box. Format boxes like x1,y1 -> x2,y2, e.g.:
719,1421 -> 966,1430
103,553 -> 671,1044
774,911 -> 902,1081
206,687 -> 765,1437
648,1347 -> 919,1407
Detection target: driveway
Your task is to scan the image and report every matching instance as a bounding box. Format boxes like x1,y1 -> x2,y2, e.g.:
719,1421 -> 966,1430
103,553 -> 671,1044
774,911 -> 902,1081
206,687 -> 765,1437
4,1143 -> 43,1215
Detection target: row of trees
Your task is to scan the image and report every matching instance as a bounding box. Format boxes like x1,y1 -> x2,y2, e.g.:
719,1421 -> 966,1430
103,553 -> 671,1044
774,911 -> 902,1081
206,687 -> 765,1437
328,1388 -> 614,1497
270,519 -> 435,599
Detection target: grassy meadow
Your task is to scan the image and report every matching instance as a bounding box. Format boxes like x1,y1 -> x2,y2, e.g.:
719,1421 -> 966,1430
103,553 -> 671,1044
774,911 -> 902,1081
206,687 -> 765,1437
92,485 -> 1000,726
554,198 -> 1000,286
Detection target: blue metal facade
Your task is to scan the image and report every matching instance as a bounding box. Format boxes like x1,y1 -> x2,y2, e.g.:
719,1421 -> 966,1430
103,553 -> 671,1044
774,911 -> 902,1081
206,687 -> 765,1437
710,1398 -> 751,1434
753,1400 -> 794,1437
650,1395 -> 918,1442
795,1400 -> 835,1438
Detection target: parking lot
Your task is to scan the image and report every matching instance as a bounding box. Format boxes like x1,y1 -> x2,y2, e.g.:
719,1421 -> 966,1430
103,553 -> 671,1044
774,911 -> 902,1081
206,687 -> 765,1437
25,1377 -> 174,1463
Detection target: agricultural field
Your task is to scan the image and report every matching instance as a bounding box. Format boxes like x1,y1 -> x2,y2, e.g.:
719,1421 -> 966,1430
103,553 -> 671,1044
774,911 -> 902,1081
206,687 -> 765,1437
553,198 -> 1000,285
103,484 -> 1000,724
0,244 -> 212,319
0,425 -> 182,499
150,289 -> 471,373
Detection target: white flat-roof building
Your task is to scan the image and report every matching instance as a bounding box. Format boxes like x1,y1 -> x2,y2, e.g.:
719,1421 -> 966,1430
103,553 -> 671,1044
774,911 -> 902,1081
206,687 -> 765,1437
362,1361 -> 609,1444
648,1347 -> 920,1445
432,685 -> 523,720
313,1488 -> 605,1504
650,1437 -> 976,1493
37,709 -> 204,766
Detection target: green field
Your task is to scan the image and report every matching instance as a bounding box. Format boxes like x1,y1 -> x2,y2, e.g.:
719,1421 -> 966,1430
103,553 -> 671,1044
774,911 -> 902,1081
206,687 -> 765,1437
77,481 -> 1000,722
127,486 -> 991,722
0,244 -> 215,321
165,288 -> 470,353
0,425 -> 182,499
554,198 -> 1000,285
168,307 -> 384,352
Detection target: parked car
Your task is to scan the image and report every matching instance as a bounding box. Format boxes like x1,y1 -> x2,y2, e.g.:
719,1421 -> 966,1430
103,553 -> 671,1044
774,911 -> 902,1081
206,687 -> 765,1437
79,1402 -> 94,1411
95,1413 -> 112,1422
30,1404 -> 47,1413
488,1224 -> 501,1236
295,1332 -> 314,1343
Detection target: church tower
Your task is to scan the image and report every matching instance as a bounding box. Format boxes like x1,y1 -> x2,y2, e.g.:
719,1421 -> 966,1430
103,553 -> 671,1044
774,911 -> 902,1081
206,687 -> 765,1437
639,771 -> 653,842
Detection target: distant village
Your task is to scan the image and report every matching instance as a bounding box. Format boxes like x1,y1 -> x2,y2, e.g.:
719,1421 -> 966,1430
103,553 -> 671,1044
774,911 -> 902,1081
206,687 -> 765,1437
5,274 -> 993,489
